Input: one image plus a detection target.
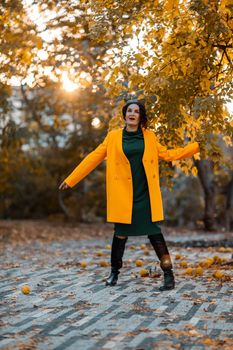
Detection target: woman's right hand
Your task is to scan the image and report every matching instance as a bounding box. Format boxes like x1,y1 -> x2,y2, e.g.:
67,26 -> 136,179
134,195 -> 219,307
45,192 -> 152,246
59,181 -> 70,190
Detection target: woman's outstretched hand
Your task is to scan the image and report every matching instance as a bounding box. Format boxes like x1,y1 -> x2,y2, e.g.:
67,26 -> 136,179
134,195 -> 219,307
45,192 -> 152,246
59,181 -> 70,190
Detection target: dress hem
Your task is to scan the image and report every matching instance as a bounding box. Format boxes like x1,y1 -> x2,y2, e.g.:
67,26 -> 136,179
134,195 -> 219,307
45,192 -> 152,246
113,231 -> 163,237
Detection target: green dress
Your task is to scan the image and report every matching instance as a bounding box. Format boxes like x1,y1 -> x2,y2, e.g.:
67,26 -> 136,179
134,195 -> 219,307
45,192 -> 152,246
114,126 -> 162,237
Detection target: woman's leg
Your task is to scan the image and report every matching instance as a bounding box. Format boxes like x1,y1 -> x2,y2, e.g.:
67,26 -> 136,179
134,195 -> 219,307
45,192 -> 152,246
148,233 -> 175,291
105,234 -> 128,286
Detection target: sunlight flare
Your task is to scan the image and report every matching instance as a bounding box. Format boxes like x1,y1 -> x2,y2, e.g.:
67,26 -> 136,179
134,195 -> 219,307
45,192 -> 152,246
61,71 -> 78,92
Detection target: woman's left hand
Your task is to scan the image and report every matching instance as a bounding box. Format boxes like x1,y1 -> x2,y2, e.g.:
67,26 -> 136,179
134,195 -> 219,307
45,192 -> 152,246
59,181 -> 70,190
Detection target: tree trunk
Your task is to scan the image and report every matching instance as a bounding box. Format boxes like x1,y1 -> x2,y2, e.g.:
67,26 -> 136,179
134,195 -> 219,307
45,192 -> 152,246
221,172 -> 233,232
194,159 -> 217,231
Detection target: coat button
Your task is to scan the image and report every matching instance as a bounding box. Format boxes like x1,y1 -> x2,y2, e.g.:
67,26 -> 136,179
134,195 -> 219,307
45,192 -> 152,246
151,159 -> 154,163
128,177 -> 131,180
153,174 -> 156,178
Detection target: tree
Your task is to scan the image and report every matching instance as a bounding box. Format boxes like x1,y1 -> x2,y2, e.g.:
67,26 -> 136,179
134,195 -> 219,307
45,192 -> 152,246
82,0 -> 233,230
1,0 -> 232,229
0,0 -> 112,220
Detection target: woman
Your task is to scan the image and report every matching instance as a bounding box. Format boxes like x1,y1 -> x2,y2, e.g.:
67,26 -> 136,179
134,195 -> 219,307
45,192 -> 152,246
59,100 -> 200,291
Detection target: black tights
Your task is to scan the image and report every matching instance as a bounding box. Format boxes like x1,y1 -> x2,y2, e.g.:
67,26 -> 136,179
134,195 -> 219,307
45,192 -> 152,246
111,235 -> 128,270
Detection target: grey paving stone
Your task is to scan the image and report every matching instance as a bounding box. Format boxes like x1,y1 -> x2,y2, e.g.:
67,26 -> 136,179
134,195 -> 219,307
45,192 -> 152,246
1,237 -> 233,350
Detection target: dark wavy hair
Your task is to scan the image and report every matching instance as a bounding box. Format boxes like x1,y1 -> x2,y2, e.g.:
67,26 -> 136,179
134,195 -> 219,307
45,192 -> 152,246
122,99 -> 148,129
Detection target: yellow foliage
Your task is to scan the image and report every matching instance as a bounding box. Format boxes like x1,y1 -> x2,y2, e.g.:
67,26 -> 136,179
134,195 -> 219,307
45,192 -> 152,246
134,53 -> 145,66
223,136 -> 233,146
2,0 -> 232,221
35,38 -> 43,49
80,78 -> 91,88
164,0 -> 179,18
21,50 -> 32,65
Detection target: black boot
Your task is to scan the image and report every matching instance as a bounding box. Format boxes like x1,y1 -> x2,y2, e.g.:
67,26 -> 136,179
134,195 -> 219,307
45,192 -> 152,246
159,269 -> 175,291
105,268 -> 119,286
148,233 -> 175,291
105,235 -> 128,286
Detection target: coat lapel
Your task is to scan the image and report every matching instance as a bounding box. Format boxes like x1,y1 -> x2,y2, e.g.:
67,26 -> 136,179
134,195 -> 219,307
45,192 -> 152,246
142,127 -> 148,162
117,128 -> 128,162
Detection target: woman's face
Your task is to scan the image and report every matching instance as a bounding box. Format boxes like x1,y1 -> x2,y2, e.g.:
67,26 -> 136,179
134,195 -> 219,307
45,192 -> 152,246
125,104 -> 140,127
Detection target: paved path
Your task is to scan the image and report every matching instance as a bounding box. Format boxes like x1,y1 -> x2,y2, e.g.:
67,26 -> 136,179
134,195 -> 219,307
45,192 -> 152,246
1,235 -> 233,350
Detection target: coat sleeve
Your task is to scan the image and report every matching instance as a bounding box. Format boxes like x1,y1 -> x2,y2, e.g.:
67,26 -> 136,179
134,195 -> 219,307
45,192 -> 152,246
155,137 -> 200,161
64,132 -> 109,188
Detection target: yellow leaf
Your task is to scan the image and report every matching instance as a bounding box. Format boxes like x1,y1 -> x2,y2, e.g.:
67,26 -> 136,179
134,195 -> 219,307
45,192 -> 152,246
191,166 -> 198,176
139,269 -> 149,277
21,50 -> 32,64
200,77 -> 210,91
21,285 -> 31,294
223,136 -> 232,146
135,259 -> 144,267
134,53 -> 144,65
35,38 -> 43,50
185,267 -> 193,275
80,261 -> 87,268
213,270 -> 224,279
195,266 -> 203,276
180,260 -> 188,268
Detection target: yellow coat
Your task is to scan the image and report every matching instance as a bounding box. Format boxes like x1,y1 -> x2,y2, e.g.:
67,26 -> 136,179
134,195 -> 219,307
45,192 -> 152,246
64,127 -> 200,224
